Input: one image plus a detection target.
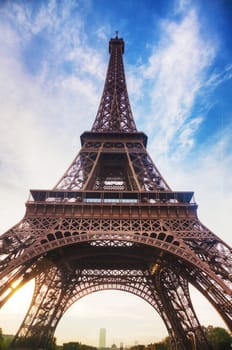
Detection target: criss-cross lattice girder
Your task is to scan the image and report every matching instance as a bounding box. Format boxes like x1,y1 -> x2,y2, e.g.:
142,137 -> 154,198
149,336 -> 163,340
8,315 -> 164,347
91,35 -> 137,133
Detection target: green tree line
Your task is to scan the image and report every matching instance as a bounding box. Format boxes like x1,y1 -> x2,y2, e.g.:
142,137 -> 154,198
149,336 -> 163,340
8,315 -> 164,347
0,326 -> 231,350
128,326 -> 232,350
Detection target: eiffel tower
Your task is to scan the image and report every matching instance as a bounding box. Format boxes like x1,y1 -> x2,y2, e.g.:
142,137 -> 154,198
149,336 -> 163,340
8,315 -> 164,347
0,34 -> 231,350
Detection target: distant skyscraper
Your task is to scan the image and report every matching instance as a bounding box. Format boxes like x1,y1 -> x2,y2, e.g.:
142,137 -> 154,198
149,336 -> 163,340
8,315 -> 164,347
99,328 -> 106,349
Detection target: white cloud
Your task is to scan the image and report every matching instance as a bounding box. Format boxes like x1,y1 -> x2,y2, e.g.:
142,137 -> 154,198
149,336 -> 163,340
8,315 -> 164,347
95,26 -> 110,42
66,45 -> 106,81
0,1 -> 104,232
125,7 -> 232,250
174,0 -> 191,14
127,69 -> 144,103
160,127 -> 232,246
176,116 -> 202,158
206,63 -> 232,88
137,9 -> 216,160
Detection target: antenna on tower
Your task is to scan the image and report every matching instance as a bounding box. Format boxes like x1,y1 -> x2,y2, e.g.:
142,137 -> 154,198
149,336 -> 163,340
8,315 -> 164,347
115,30 -> 119,38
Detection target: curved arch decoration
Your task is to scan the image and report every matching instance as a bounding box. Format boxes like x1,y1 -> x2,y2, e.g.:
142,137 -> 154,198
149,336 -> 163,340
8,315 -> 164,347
1,216 -> 231,299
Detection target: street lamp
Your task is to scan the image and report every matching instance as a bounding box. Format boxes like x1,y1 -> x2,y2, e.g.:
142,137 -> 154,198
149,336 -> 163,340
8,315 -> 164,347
187,332 -> 196,350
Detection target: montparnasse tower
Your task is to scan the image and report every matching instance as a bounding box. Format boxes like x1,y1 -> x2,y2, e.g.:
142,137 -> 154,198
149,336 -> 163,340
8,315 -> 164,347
99,328 -> 106,349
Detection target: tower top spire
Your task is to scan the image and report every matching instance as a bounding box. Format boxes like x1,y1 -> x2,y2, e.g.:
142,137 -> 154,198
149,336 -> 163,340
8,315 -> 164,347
109,32 -> 124,54
91,35 -> 135,132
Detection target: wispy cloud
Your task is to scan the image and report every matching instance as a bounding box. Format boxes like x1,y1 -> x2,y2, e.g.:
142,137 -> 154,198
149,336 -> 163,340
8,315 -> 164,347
161,126 -> 232,245
127,4 -> 232,247
133,9 -> 216,161
0,1 -> 108,236
0,1 -> 105,193
174,0 -> 192,14
206,63 -> 232,88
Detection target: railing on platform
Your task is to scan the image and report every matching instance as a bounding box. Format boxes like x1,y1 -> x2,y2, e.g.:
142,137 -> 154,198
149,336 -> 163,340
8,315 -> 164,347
28,190 -> 195,205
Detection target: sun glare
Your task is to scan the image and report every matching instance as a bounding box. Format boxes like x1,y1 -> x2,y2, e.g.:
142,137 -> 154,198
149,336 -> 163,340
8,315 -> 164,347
0,279 -> 35,334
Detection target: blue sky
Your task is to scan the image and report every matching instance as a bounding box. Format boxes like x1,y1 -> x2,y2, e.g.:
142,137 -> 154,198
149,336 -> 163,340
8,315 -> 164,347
0,0 -> 232,346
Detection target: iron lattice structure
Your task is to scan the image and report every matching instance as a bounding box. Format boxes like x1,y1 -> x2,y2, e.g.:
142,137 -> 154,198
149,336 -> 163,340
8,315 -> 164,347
0,35 -> 231,350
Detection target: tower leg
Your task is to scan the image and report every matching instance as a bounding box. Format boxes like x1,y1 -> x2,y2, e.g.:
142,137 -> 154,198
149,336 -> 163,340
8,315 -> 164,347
153,268 -> 213,350
9,265 -> 63,349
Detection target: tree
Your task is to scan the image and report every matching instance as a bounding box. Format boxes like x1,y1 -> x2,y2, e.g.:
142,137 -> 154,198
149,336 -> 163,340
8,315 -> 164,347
0,328 -> 4,350
129,345 -> 145,350
206,326 -> 232,350
63,342 -> 97,350
47,336 -> 58,350
0,330 -> 14,350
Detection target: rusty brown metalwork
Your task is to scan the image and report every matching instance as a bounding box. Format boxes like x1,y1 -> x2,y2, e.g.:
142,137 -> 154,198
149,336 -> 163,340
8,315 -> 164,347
0,35 -> 231,350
